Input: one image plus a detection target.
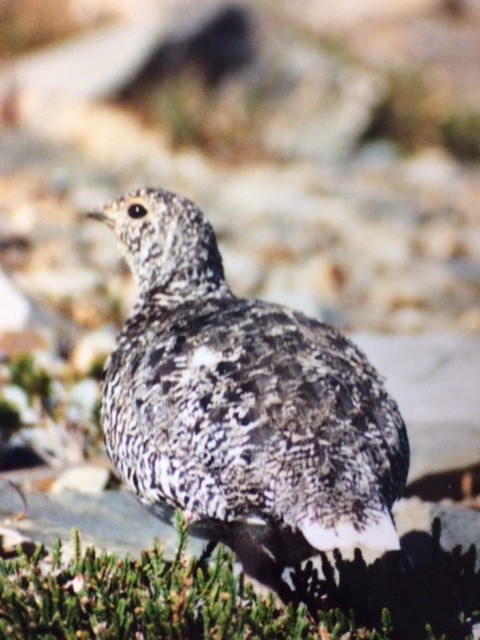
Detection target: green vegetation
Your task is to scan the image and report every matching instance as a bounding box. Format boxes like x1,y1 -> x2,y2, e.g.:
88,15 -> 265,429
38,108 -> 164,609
9,354 -> 53,412
362,69 -> 442,152
1,353 -> 105,456
442,111 -> 480,161
0,518 -> 330,640
0,517 -> 478,639
362,67 -> 480,162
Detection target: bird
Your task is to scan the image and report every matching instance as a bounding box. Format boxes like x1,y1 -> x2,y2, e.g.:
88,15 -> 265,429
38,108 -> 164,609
87,187 -> 409,599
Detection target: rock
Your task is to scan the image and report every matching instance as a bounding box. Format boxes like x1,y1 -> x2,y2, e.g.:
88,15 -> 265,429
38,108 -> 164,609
418,221 -> 461,261
261,264 -> 328,320
402,147 -> 460,190
50,464 -> 110,495
70,328 -> 116,374
66,379 -> 100,423
220,244 -> 265,298
0,488 -> 206,560
0,270 -> 31,333
3,2 -> 256,105
0,526 -> 37,558
261,254 -> 345,321
394,497 -> 480,569
21,266 -> 102,306
4,6 -> 169,102
17,417 -> 85,468
260,45 -> 385,162
354,333 -> 480,482
457,307 -> 480,332
1,385 -> 37,426
0,330 -> 52,359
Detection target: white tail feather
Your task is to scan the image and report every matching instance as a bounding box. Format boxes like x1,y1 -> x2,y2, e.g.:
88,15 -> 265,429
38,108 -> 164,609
301,510 -> 400,552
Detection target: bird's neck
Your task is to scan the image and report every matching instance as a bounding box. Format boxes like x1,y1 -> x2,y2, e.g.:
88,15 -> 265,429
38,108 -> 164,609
127,215 -> 233,306
135,258 -> 234,307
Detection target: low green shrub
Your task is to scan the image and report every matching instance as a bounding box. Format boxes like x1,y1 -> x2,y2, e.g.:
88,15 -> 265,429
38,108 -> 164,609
0,517 -> 478,640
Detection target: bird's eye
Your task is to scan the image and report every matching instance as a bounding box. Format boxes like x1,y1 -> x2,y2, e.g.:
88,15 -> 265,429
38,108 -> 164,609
127,203 -> 148,219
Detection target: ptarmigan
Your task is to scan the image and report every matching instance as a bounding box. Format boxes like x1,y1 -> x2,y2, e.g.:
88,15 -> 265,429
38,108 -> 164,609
88,187 -> 409,598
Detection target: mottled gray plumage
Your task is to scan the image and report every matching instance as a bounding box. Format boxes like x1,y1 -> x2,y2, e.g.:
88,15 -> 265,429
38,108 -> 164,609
88,187 -> 409,596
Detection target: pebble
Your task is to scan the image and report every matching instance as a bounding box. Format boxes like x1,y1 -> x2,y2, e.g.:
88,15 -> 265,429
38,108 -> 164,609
402,147 -> 460,190
66,379 -> 100,424
70,327 -> 117,374
0,270 -> 31,333
220,244 -> 265,297
1,385 -> 37,426
50,464 -> 110,495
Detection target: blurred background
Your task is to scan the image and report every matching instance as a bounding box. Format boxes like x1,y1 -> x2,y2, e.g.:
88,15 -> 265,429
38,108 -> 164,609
1,0 -> 480,338
0,0 -> 479,560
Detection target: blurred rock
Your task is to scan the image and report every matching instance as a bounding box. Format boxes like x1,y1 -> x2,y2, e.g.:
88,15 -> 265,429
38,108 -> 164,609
402,147 -> 460,189
0,526 -> 37,558
0,270 -> 31,332
70,327 -> 116,374
2,1 -> 255,110
119,3 -> 255,94
3,5 -> 169,102
17,417 -> 85,468
1,385 -> 37,426
262,255 -> 344,321
0,330 -> 52,359
220,244 -> 265,298
66,379 -> 100,423
261,46 -> 385,162
50,464 -> 110,494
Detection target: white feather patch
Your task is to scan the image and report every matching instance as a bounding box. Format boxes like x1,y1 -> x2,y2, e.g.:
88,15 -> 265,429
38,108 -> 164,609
191,345 -> 218,368
301,511 -> 400,552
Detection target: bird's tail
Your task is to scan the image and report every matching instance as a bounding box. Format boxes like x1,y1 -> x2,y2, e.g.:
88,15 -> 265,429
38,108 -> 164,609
300,508 -> 400,553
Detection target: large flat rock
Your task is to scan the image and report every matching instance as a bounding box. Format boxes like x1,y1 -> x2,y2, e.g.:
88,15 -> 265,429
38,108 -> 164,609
0,487 -> 204,560
354,333 -> 480,481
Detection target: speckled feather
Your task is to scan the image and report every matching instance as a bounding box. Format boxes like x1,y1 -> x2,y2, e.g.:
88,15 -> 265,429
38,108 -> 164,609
89,187 -> 409,589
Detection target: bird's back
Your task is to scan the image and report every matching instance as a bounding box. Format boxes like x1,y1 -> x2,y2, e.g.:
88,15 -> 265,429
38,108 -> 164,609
102,293 -> 409,553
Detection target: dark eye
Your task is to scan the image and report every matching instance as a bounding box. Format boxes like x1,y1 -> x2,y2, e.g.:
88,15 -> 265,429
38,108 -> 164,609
127,203 -> 148,219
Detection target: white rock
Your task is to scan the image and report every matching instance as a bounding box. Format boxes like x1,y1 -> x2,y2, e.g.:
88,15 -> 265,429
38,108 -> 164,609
220,244 -> 264,297
19,417 -> 85,467
70,327 -> 116,374
1,385 -> 37,425
67,379 -> 100,423
6,6 -> 170,102
0,270 -> 31,333
22,267 -> 102,304
402,147 -> 459,189
261,264 -> 324,319
50,464 -> 110,494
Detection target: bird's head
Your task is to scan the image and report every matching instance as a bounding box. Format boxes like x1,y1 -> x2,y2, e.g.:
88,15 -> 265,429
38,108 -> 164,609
87,188 -> 229,301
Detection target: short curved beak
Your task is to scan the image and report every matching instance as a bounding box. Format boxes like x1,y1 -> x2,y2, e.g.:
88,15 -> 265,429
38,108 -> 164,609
86,209 -> 115,229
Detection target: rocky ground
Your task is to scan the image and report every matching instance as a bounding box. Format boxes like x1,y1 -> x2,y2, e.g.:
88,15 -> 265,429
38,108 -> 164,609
0,0 -> 479,574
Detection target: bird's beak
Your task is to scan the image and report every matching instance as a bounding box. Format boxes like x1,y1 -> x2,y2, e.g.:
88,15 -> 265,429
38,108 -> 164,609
86,209 -> 115,229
